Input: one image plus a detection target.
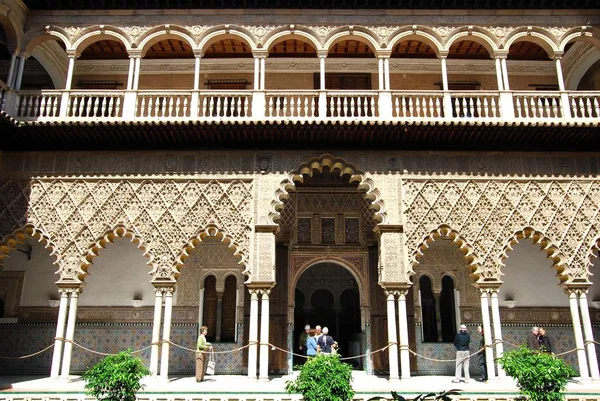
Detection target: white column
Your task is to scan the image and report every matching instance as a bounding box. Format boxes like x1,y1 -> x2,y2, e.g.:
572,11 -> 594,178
397,290 -> 411,379
494,57 -> 504,91
386,291 -> 399,380
501,57 -> 510,90
159,287 -> 174,380
259,290 -> 270,381
378,58 -> 384,90
568,290 -> 590,379
64,55 -> 76,91
578,291 -> 599,380
253,57 -> 260,90
480,289 -> 496,380
193,55 -> 202,90
133,57 -> 141,90
490,289 -> 506,378
555,57 -> 566,91
60,289 -> 79,379
13,56 -> 26,91
50,290 -> 69,378
260,57 -> 266,90
248,289 -> 259,379
384,57 -> 390,90
6,53 -> 17,89
216,293 -> 223,342
126,57 -> 135,90
198,287 -> 205,325
440,56 -> 449,91
149,288 -> 163,376
319,54 -> 326,90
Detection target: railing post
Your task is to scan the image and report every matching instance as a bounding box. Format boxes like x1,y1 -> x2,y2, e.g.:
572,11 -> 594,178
499,91 -> 515,120
3,90 -> 17,115
378,90 -> 392,118
190,90 -> 199,118
560,91 -> 571,120
122,90 -> 137,120
318,90 -> 327,118
443,91 -> 453,119
252,90 -> 266,118
58,90 -> 71,118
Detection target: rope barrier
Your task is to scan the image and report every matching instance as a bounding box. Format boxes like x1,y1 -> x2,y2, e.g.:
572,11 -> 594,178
167,340 -> 251,355
407,347 -> 485,363
0,343 -> 54,359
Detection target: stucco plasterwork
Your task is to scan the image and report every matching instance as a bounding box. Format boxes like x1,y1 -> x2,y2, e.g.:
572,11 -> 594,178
0,179 -> 253,285
404,179 -> 600,286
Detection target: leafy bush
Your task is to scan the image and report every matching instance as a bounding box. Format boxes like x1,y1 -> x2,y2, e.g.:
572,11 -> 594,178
368,389 -> 461,401
82,350 -> 150,401
497,346 -> 576,401
285,354 -> 355,401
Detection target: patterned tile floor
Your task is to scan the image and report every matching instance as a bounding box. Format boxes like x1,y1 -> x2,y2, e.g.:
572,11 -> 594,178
1,373 -> 600,398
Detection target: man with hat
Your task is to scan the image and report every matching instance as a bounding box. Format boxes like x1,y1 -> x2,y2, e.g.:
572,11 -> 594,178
453,324 -> 471,383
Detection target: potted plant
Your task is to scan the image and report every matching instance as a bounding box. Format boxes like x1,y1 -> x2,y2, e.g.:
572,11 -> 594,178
285,354 -> 355,401
498,346 -> 576,401
368,389 -> 461,401
82,350 -> 150,401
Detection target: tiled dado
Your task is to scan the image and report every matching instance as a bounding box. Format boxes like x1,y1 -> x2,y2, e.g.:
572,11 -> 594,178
17,306 -> 200,323
413,324 -> 599,376
0,323 -> 244,375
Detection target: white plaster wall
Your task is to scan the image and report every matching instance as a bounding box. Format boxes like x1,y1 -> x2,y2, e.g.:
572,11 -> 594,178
499,239 -> 567,308
3,238 -> 59,306
79,238 -> 154,306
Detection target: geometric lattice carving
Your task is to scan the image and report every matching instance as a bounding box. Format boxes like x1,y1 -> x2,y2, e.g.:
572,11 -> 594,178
404,180 -> 600,286
345,217 -> 360,244
21,179 -> 252,283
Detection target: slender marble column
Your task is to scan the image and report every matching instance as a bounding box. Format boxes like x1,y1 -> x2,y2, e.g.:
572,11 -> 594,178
260,57 -> 266,90
159,288 -> 174,380
385,291 -> 399,380
149,288 -> 163,376
64,56 -> 76,91
397,290 -> 411,379
50,290 -> 69,378
259,290 -> 270,380
6,53 -> 17,89
248,289 -> 259,379
578,291 -> 599,380
489,290 -> 506,378
501,58 -> 510,90
60,289 -> 80,379
568,290 -> 590,379
253,57 -> 260,90
440,56 -> 449,91
378,58 -> 384,90
494,57 -> 504,91
133,57 -> 141,90
126,57 -> 135,90
480,289 -> 496,380
193,55 -> 202,90
216,293 -> 223,342
319,54 -> 326,90
555,57 -> 566,91
384,58 -> 391,90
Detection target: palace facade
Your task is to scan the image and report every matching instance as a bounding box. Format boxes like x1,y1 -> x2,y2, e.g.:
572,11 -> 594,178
0,0 -> 599,381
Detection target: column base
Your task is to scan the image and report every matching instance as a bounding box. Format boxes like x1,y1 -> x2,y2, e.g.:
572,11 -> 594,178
258,376 -> 270,382
388,377 -> 400,383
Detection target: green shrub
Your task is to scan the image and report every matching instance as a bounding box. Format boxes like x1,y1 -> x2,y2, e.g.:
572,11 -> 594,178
368,389 -> 461,401
285,354 -> 355,401
497,346 -> 576,401
82,350 -> 150,401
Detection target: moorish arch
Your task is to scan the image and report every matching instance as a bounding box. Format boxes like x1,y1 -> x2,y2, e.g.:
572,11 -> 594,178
199,26 -> 258,54
498,227 -> 570,284
0,224 -> 60,270
269,154 -> 387,225
502,27 -> 559,57
387,26 -> 443,57
443,26 -> 500,56
137,26 -> 197,57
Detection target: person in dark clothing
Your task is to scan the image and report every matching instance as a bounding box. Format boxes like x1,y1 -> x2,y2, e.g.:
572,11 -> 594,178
452,324 -> 471,383
538,327 -> 552,353
527,326 -> 540,350
477,325 -> 487,382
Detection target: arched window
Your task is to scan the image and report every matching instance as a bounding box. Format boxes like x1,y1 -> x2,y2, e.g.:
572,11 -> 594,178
221,275 -> 237,342
440,275 -> 457,342
419,275 -> 438,342
203,275 -> 217,342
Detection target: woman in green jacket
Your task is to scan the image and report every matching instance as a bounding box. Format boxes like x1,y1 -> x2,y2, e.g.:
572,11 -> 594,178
196,326 -> 213,382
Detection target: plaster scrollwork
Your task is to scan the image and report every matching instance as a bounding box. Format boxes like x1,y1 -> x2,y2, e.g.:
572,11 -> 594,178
404,179 -> 600,286
64,26 -> 85,39
310,26 -> 336,41
123,26 -> 152,45
434,26 -> 457,39
484,26 -> 515,45
245,25 -> 279,47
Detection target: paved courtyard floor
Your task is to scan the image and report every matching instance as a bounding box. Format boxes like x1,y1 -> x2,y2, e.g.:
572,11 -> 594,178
2,373 -> 600,399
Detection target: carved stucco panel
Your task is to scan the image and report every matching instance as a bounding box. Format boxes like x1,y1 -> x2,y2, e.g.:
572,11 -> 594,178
403,179 -> 600,284
24,179 -> 253,283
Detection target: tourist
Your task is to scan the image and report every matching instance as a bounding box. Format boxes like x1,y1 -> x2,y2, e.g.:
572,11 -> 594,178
477,325 -> 487,382
299,324 -> 310,356
538,327 -> 553,353
452,324 -> 471,383
318,327 -> 335,354
315,325 -> 323,342
527,326 -> 540,350
195,325 -> 213,382
306,328 -> 318,357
